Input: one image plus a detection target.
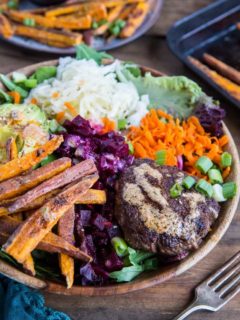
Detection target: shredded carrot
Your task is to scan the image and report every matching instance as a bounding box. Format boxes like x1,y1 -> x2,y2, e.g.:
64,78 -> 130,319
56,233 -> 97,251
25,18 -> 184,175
56,111 -> 65,123
127,109 -> 230,180
8,91 -> 21,104
64,102 -> 78,117
101,117 -> 115,134
222,166 -> 231,179
30,97 -> 38,105
52,91 -> 60,99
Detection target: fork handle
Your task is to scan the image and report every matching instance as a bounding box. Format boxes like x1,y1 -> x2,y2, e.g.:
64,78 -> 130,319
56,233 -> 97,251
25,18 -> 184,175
173,299 -> 207,320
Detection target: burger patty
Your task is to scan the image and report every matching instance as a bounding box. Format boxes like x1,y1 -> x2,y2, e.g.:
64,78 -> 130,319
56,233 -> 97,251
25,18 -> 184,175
114,159 -> 220,256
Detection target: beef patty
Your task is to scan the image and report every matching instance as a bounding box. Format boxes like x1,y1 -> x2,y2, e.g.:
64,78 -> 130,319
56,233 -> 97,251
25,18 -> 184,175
114,159 -> 220,256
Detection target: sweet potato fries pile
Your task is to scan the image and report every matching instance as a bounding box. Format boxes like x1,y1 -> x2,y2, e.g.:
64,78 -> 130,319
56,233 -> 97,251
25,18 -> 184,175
0,135 -> 106,288
0,0 -> 150,48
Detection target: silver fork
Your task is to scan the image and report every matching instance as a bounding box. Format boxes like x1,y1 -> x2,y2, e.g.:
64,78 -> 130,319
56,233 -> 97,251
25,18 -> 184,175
173,251 -> 240,320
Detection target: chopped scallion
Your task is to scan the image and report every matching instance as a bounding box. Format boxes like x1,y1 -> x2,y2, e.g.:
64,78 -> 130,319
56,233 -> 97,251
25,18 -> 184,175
170,183 -> 183,198
222,182 -> 237,199
195,179 -> 213,198
127,141 -> 134,155
156,150 -> 166,165
118,119 -> 127,130
23,18 -> 36,27
12,72 -> 26,84
24,79 -> 37,89
208,169 -> 223,184
182,176 -> 196,189
111,237 -> 128,257
195,156 -> 213,174
0,74 -> 28,98
212,184 -> 226,202
221,152 -> 232,168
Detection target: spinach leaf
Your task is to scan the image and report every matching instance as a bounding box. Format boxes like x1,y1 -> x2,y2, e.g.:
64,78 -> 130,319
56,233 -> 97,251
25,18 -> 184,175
76,44 -> 113,65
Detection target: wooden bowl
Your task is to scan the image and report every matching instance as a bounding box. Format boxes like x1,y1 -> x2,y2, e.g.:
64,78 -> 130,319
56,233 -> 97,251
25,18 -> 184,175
0,61 -> 239,296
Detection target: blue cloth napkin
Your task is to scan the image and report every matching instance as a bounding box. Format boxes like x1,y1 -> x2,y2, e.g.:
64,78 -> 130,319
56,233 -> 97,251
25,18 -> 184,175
0,275 -> 71,320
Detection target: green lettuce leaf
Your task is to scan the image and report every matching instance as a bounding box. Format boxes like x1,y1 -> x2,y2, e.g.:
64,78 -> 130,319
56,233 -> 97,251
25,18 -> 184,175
121,69 -> 203,118
110,247 -> 158,282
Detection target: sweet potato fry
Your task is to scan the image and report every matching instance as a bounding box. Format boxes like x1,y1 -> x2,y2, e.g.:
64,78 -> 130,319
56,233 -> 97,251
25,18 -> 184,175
0,189 -> 106,217
22,255 -> 35,276
8,159 -> 97,214
0,157 -> 71,201
0,190 -> 60,217
0,14 -> 14,38
94,5 -> 124,36
0,216 -> 90,260
75,189 -> 106,205
45,2 -> 105,18
103,0 -> 145,7
120,2 -> 149,38
3,172 -> 98,263
14,25 -> 82,47
203,53 -> 240,85
58,207 -> 75,288
188,56 -> 240,101
118,4 -> 137,20
0,135 -> 63,182
6,137 -> 18,162
8,10 -> 92,30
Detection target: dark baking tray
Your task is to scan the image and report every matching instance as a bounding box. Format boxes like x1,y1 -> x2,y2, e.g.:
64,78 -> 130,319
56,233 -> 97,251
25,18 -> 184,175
167,0 -> 240,108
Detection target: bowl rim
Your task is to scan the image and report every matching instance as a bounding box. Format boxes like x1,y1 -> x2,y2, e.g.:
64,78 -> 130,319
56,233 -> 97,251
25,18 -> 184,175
0,60 -> 239,296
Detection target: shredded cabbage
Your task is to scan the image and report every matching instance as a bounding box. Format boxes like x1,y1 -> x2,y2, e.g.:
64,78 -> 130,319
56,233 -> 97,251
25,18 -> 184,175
26,58 -> 149,126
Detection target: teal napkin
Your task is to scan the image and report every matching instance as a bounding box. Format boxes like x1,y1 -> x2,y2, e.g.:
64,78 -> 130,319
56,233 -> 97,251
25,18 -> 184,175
0,275 -> 71,320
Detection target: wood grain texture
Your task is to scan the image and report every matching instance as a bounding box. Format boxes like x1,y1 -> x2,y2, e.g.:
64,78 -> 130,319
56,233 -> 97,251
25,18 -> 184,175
0,0 -> 240,318
151,0 -> 214,35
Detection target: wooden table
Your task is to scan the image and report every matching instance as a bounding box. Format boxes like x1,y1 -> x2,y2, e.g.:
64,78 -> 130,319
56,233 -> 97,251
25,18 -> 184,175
0,1 -> 239,319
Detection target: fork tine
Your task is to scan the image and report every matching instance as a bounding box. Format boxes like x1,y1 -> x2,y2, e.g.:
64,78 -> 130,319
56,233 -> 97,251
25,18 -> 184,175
212,263 -> 240,291
219,273 -> 240,297
223,284 -> 240,303
206,251 -> 240,285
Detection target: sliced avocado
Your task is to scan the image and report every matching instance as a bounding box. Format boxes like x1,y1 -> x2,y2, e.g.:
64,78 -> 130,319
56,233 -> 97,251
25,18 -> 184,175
0,103 -> 50,163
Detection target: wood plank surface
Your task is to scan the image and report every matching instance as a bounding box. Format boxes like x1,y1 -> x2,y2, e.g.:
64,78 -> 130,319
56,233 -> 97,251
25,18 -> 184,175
152,0 -> 214,35
0,0 -> 239,319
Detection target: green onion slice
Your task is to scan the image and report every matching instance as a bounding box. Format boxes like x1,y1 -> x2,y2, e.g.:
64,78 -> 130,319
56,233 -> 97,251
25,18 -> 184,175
111,237 -> 128,257
127,141 -> 134,155
118,119 -> 127,130
222,182 -> 237,199
221,152 -> 232,168
12,72 -> 26,84
208,169 -> 223,184
195,156 -> 213,174
195,179 -> 213,198
212,184 -> 226,202
156,150 -> 166,165
182,176 -> 196,189
170,183 -> 183,198
24,79 -> 38,89
23,18 -> 36,27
